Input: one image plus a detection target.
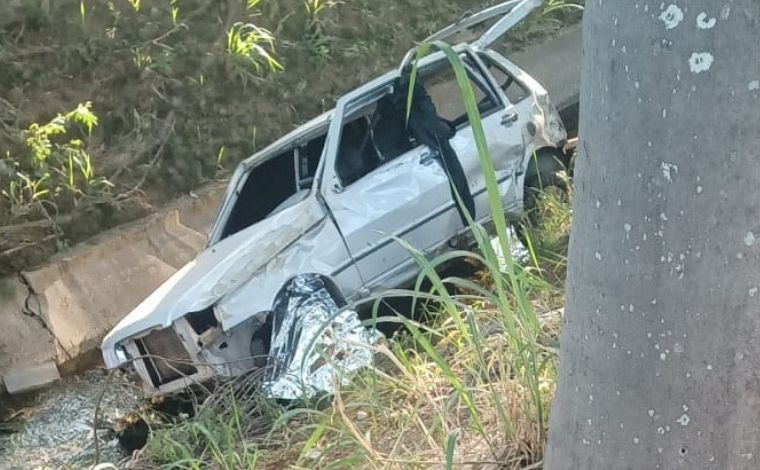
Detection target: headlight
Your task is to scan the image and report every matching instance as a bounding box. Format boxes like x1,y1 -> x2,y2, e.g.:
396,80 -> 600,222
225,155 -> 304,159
115,345 -> 130,363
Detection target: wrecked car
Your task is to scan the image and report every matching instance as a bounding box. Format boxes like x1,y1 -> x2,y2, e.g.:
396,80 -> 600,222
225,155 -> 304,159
101,0 -> 568,395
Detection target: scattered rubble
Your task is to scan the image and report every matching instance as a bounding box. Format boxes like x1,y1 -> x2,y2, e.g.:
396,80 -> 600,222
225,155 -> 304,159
0,370 -> 142,469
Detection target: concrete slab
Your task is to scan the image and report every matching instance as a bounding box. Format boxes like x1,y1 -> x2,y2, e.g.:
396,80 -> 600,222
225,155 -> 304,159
0,277 -> 58,373
2,361 -> 60,394
22,211 -> 208,360
0,185 -> 224,381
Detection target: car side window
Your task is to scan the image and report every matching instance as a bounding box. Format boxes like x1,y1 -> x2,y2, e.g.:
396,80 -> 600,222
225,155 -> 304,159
424,59 -> 501,127
333,56 -> 501,188
479,55 -> 530,104
334,97 -> 414,187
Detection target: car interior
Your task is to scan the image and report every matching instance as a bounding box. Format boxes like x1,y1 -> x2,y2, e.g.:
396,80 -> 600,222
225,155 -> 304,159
219,133 -> 327,240
219,56 -> 523,241
334,56 -> 502,187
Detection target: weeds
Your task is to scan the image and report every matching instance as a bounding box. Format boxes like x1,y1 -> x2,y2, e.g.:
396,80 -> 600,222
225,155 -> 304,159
170,0 -> 180,25
226,22 -> 283,78
147,395 -> 263,469
1,102 -> 111,214
127,0 -> 142,13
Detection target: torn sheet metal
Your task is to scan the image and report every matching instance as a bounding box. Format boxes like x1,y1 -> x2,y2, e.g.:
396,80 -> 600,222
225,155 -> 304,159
492,227 -> 530,270
264,274 -> 382,400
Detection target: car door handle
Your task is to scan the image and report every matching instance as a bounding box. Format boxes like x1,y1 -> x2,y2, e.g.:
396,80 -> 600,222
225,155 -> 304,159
420,149 -> 437,166
501,111 -> 518,127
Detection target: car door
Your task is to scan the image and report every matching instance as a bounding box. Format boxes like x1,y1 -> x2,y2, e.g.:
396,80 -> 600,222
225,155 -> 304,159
319,72 -> 465,291
422,49 -> 526,222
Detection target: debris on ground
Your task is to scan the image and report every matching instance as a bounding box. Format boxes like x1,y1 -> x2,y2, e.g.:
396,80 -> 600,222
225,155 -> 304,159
0,370 -> 142,469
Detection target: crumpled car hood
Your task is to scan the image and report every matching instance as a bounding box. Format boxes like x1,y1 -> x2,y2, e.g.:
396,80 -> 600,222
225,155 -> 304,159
101,197 -> 325,368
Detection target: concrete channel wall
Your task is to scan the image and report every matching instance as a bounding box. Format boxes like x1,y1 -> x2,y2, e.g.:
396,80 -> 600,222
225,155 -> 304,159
0,186 -> 224,393
0,23 -> 581,394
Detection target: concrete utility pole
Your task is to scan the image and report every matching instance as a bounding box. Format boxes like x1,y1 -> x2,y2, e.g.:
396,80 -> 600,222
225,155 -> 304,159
546,1 -> 760,469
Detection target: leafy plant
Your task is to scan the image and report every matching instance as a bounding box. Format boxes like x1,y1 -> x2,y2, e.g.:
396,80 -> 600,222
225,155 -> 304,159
79,0 -> 87,24
127,0 -> 141,12
170,0 -> 180,25
1,102 -> 111,212
302,0 -> 340,62
131,47 -> 153,71
226,22 -> 283,74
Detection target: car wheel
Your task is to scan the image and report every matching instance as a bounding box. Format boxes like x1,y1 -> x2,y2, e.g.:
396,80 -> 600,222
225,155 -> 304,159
516,149 -> 570,245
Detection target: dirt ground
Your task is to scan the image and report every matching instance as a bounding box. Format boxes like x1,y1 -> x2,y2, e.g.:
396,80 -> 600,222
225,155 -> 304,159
0,370 -> 143,469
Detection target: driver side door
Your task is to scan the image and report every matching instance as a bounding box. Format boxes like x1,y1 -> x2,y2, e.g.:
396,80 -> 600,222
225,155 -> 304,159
319,79 -> 457,291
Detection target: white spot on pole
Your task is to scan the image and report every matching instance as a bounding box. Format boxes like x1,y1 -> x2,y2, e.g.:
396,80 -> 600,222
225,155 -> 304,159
745,231 -> 756,247
648,409 -> 655,417
720,5 -> 731,20
595,252 -> 602,261
749,80 -> 760,91
678,414 -> 690,426
659,4 -> 684,29
696,12 -> 717,29
689,52 -> 714,74
749,287 -> 758,297
624,223 -> 632,232
661,162 -> 678,183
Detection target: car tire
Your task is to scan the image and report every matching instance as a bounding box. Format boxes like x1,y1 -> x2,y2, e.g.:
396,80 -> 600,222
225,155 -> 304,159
516,148 -> 569,244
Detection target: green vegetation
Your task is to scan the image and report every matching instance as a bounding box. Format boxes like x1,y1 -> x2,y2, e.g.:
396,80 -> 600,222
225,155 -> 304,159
2,102 -> 112,213
140,38 -> 575,469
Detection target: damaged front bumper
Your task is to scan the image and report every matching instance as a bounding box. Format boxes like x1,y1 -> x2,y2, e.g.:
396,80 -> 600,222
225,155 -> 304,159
117,307 -> 268,395
111,275 -> 380,398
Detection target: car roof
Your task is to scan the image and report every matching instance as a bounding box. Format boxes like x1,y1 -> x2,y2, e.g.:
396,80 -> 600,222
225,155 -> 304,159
238,109 -> 333,170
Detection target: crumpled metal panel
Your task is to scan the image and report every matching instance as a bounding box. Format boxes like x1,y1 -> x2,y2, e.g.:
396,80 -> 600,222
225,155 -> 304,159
264,274 -> 381,400
101,197 -> 328,368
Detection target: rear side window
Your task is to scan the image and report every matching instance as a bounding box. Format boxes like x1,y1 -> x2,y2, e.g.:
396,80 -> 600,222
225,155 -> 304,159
424,58 -> 501,127
480,55 -> 530,104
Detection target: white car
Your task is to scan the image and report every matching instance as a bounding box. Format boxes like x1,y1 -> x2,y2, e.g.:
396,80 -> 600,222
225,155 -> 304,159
101,0 -> 568,394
